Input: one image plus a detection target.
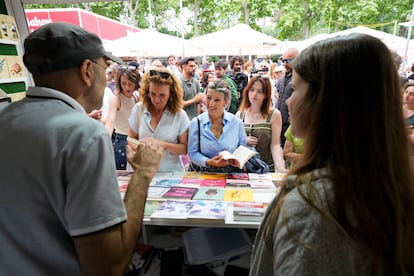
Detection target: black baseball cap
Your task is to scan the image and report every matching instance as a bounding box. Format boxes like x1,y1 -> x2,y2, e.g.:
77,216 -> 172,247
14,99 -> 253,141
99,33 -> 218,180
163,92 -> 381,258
23,22 -> 122,75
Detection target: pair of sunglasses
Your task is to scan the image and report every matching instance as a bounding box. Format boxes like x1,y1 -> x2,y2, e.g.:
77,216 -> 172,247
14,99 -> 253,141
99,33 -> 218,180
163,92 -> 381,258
149,70 -> 171,79
281,58 -> 293,64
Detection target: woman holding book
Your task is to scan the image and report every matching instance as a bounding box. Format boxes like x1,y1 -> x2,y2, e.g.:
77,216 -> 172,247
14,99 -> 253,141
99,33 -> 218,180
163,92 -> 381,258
250,34 -> 414,275
236,76 -> 286,172
188,79 -> 248,173
128,68 -> 190,172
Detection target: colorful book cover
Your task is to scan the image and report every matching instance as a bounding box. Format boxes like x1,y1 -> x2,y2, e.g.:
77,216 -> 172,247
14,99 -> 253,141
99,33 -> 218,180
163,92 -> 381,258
233,201 -> 265,222
226,179 -> 251,188
200,178 -> 226,188
182,171 -> 204,179
193,187 -> 225,201
147,186 -> 170,199
223,189 -> 253,202
162,186 -> 198,200
150,200 -> 195,221
187,201 -> 227,223
151,179 -> 181,188
200,173 -> 227,180
179,177 -> 203,187
144,200 -> 164,217
226,172 -> 249,180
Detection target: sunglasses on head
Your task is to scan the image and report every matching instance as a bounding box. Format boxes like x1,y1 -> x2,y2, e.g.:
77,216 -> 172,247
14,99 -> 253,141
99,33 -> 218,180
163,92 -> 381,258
282,58 -> 293,64
149,70 -> 171,79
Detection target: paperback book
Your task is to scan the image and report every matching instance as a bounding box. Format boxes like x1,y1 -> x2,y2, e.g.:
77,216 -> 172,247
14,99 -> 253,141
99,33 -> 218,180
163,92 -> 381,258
200,178 -> 226,188
144,200 -> 164,217
150,200 -> 195,221
151,179 -> 181,188
249,179 -> 276,190
248,173 -> 273,180
223,189 -> 254,202
187,201 -> 227,223
226,172 -> 249,180
219,145 -> 257,169
162,186 -> 198,200
147,186 -> 170,199
233,201 -> 265,222
193,187 -> 225,201
226,179 -> 251,188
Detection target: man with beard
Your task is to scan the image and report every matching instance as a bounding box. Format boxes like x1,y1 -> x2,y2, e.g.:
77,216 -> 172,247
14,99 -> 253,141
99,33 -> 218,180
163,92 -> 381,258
180,57 -> 204,120
215,59 -> 239,114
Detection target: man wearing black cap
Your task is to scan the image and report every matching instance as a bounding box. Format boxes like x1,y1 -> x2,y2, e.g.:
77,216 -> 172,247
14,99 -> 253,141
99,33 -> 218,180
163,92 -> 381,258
0,22 -> 162,275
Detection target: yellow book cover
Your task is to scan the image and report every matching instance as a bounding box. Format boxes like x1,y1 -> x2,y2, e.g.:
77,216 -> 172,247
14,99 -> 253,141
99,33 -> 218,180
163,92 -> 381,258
223,189 -> 253,202
7,56 -> 25,78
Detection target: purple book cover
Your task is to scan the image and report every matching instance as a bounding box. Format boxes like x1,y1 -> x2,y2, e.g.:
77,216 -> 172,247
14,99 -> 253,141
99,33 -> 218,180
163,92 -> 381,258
162,186 -> 199,200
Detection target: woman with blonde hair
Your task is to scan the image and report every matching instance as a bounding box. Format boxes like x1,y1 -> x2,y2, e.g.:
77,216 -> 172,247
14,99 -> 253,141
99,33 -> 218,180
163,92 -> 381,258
250,34 -> 414,275
128,68 -> 189,172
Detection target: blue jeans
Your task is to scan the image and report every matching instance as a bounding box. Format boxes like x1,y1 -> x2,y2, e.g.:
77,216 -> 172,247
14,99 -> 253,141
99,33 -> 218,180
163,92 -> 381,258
113,133 -> 127,170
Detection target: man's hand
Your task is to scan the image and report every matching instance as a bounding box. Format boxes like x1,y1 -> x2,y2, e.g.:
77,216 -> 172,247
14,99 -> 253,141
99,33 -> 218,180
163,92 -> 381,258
126,143 -> 162,173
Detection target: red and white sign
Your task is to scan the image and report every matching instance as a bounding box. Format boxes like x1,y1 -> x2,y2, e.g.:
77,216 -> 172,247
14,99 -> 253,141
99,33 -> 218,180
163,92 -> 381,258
25,8 -> 140,41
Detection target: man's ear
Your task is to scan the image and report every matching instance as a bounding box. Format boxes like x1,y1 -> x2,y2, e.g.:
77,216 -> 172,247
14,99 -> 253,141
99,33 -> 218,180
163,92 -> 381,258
79,59 -> 94,87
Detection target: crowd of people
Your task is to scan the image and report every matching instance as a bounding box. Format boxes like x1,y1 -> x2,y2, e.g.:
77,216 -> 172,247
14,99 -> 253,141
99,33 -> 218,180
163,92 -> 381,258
1,22 -> 413,275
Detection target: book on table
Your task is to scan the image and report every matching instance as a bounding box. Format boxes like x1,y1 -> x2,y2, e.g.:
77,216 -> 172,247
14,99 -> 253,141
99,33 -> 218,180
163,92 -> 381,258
187,201 -> 227,223
193,187 -> 225,201
182,227 -> 252,265
233,201 -> 265,222
144,200 -> 164,217
223,188 -> 254,202
219,145 -> 257,169
147,186 -> 170,199
161,186 -> 198,200
150,200 -> 195,222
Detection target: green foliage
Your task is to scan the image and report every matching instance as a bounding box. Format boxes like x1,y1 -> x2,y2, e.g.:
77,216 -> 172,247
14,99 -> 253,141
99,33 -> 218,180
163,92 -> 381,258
23,0 -> 414,41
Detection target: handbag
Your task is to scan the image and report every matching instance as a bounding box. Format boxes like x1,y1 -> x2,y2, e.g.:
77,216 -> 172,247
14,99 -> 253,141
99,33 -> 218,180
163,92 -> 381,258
244,146 -> 269,174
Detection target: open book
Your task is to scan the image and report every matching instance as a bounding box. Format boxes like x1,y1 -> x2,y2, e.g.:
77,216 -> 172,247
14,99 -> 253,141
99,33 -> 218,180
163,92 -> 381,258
219,145 -> 257,169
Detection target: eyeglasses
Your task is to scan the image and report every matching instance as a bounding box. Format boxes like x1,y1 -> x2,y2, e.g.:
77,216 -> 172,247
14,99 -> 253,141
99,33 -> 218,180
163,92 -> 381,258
149,70 -> 171,79
91,60 -> 109,70
281,58 -> 293,64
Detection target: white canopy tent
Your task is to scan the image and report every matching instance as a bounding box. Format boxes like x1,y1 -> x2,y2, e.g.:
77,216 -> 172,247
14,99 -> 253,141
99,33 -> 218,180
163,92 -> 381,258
104,29 -> 202,58
187,24 -> 282,56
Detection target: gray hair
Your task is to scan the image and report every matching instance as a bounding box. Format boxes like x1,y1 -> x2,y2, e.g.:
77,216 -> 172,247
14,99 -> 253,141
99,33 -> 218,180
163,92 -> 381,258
206,79 -> 231,102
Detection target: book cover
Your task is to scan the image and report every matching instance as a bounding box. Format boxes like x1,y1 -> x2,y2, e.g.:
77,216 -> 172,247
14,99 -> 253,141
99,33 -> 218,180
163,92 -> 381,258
182,171 -> 205,179
233,201 -> 265,222
200,178 -> 226,188
226,172 -> 249,180
248,173 -> 273,180
0,14 -> 20,40
144,200 -> 164,217
151,179 -> 181,188
147,186 -> 170,199
0,56 -> 9,79
200,173 -> 227,180
219,145 -> 257,169
162,186 -> 198,200
249,179 -> 276,190
226,179 -> 251,188
6,56 -> 24,78
223,189 -> 253,202
187,201 -> 227,223
150,200 -> 195,221
179,177 -> 203,187
193,187 -> 225,201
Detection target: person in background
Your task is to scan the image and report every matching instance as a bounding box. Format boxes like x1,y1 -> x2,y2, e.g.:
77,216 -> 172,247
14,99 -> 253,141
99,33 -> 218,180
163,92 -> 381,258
283,125 -> 304,169
199,71 -> 215,113
244,60 -> 254,77
180,57 -> 204,120
236,76 -> 286,172
402,81 -> 414,162
105,64 -> 141,170
166,55 -> 181,77
250,33 -> 414,275
215,59 -> 239,114
128,68 -> 190,172
188,79 -> 247,173
151,59 -> 163,69
0,22 -> 163,276
228,56 -> 249,107
276,47 -> 299,147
